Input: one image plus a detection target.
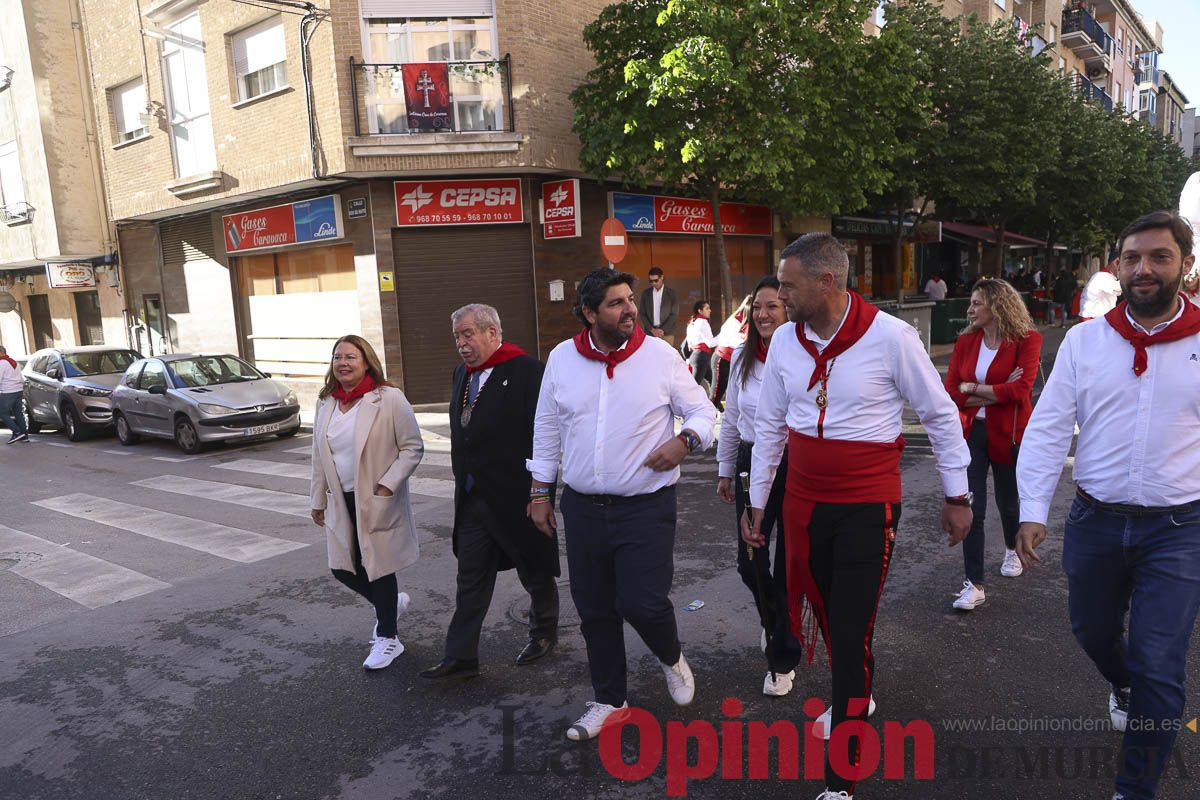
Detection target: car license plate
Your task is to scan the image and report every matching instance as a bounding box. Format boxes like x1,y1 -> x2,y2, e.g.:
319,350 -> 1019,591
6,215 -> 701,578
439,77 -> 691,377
245,422 -> 282,436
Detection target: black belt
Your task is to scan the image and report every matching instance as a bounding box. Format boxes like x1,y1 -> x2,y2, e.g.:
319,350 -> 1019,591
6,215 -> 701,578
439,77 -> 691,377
565,484 -> 671,506
1076,487 -> 1197,517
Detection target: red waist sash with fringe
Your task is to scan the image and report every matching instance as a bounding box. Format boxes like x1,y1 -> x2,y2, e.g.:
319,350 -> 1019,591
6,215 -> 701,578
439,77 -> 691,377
784,429 -> 903,661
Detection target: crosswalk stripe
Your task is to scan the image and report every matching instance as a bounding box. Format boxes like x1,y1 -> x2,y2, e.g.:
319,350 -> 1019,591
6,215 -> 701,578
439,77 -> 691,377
130,476 -> 310,518
103,449 -> 132,456
0,524 -> 169,609
408,477 -> 456,498
215,458 -> 310,480
32,494 -> 308,563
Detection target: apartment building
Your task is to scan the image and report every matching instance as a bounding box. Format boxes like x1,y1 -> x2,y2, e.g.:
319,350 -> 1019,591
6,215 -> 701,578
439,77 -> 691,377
0,0 -> 123,357
73,0 -> 780,405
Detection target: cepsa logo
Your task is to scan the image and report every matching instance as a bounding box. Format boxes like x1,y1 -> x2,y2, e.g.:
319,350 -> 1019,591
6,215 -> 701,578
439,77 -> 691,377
439,186 -> 518,208
395,179 -> 524,226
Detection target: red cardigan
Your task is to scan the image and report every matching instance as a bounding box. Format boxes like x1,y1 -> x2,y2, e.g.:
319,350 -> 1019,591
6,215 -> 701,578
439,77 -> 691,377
944,328 -> 1042,465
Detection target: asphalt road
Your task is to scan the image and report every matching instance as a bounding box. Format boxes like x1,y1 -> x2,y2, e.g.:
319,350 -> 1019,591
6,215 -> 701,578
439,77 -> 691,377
0,405 -> 1196,800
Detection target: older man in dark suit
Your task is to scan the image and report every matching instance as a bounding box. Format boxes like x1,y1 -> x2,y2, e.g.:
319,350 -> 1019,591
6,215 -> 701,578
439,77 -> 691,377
420,304 -> 560,679
638,267 -> 679,344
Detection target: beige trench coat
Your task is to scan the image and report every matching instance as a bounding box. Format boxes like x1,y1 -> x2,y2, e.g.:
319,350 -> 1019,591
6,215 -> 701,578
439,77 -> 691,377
310,387 -> 424,581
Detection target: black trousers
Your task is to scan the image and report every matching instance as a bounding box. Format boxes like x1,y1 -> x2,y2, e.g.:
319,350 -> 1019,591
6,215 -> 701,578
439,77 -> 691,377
444,493 -> 559,662
330,491 -> 399,639
807,501 -> 901,794
711,354 -> 732,407
687,349 -> 711,387
562,485 -> 681,707
734,443 -> 803,673
963,420 -> 1020,585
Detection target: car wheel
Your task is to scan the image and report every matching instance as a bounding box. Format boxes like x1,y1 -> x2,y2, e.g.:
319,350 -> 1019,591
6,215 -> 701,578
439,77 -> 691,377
174,416 -> 203,454
62,403 -> 88,442
115,412 -> 140,446
276,425 -> 300,439
22,399 -> 41,434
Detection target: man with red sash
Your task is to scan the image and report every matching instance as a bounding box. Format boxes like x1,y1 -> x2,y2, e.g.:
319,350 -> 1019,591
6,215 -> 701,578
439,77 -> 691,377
528,268 -> 716,742
1017,211 -> 1200,800
745,234 -> 971,800
421,304 -> 559,680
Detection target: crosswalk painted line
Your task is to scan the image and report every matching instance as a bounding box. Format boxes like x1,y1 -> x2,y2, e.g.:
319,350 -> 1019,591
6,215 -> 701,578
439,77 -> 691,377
33,494 -> 308,563
0,524 -> 169,609
408,477 -> 456,499
215,458 -> 310,480
103,449 -> 132,456
131,475 -> 310,518
284,445 -> 312,454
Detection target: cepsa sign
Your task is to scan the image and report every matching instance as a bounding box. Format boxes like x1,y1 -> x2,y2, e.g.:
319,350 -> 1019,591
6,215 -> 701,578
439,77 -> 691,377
394,179 -> 524,226
541,178 -> 580,239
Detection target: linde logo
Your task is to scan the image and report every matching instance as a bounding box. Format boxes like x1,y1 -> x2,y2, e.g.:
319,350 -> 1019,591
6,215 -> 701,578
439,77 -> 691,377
315,222 -> 336,236
439,186 -> 518,208
400,184 -> 434,213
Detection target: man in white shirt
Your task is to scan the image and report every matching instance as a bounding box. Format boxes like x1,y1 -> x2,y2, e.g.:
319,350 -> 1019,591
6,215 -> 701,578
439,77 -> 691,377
1017,211 -> 1200,800
0,346 -> 28,443
923,272 -> 948,301
745,234 -> 971,800
1078,251 -> 1122,320
528,268 -> 716,742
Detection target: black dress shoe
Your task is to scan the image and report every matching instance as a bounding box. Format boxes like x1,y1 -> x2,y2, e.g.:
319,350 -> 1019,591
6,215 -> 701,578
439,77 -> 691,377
420,658 -> 479,679
515,637 -> 555,666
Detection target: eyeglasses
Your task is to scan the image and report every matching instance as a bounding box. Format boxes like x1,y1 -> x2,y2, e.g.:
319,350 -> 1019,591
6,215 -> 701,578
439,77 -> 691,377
331,354 -> 362,363
649,277 -> 663,285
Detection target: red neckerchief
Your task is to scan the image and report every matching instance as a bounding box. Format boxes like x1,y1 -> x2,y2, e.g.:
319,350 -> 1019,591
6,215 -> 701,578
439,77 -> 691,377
795,291 -> 880,390
465,341 -> 526,374
572,324 -> 646,379
1104,299 -> 1200,376
331,374 -> 377,403
0,355 -> 17,371
755,338 -> 769,363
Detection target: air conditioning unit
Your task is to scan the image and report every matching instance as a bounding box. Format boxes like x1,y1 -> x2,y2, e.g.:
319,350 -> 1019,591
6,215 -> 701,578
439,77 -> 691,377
1088,66 -> 1107,80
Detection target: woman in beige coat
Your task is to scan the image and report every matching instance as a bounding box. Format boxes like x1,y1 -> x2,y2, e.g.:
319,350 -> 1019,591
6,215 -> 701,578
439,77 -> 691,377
310,335 -> 424,670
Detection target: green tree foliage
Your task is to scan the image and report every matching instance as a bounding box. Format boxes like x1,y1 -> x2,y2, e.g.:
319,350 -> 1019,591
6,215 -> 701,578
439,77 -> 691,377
571,0 -> 897,314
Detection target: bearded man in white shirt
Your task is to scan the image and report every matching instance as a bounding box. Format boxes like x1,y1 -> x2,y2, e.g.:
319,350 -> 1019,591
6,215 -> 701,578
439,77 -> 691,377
527,268 -> 716,742
1017,211 -> 1200,800
744,233 -> 972,800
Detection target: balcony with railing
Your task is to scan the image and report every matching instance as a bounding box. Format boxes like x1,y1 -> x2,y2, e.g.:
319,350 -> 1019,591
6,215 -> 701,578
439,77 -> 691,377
0,201 -> 31,225
1062,9 -> 1113,71
1076,74 -> 1114,112
347,55 -> 521,158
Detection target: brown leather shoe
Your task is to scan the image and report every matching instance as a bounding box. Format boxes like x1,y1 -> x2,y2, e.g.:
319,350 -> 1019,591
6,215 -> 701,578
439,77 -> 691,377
515,637 -> 555,666
419,658 -> 479,679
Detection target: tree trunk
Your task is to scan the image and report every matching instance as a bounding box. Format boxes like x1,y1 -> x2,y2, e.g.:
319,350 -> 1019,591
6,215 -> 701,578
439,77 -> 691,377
710,185 -> 735,318
893,205 -> 906,304
994,221 -> 1008,276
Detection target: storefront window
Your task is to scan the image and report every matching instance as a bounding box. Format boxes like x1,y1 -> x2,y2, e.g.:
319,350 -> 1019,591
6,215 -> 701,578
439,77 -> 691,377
238,243 -> 356,296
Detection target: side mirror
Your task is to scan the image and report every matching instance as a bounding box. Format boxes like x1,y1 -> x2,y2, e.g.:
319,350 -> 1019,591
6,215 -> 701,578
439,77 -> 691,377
46,368 -> 61,380
263,372 -> 272,378
148,384 -> 168,395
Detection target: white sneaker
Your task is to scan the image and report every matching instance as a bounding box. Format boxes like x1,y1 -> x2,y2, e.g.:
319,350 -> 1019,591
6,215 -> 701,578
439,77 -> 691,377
952,580 -> 986,610
815,790 -> 853,799
762,670 -> 796,697
662,653 -> 695,706
363,636 -> 404,670
565,701 -> 629,741
1109,687 -> 1130,732
370,591 -> 413,643
1000,549 -> 1024,577
815,696 -> 876,740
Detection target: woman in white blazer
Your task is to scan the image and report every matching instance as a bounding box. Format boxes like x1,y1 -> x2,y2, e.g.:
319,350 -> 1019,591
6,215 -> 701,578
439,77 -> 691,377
310,335 -> 424,670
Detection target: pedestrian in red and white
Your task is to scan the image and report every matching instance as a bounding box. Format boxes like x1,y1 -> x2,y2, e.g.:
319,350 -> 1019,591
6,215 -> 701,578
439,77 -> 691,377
711,294 -> 750,409
744,234 -> 971,800
527,268 -> 716,743
684,300 -> 718,387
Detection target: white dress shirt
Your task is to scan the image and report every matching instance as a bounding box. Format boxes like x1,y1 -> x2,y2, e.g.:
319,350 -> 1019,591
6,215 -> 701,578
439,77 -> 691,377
1018,300 -> 1200,524
327,401 -> 362,492
652,287 -> 664,327
924,279 -> 947,301
686,317 -> 718,350
1079,270 -> 1121,318
716,315 -> 746,349
749,304 -> 970,508
717,345 -> 762,478
528,334 -> 717,496
0,360 -> 21,393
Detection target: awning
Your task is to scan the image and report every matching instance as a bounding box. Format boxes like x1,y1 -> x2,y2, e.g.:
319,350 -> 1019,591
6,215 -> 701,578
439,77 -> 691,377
941,222 -> 1047,248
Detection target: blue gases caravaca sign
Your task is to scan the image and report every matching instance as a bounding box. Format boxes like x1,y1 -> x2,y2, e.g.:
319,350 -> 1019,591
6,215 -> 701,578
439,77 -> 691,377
223,194 -> 344,254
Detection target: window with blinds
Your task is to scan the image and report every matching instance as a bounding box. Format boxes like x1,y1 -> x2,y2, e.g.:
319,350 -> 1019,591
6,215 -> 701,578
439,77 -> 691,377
111,79 -> 149,142
231,15 -> 287,102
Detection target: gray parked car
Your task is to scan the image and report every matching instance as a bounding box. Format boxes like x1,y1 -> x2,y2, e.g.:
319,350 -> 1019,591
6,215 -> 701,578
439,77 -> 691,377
22,346 -> 143,441
111,353 -> 301,453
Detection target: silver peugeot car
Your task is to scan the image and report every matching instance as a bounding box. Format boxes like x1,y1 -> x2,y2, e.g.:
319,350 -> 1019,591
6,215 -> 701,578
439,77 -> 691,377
23,346 -> 143,440
111,353 -> 301,453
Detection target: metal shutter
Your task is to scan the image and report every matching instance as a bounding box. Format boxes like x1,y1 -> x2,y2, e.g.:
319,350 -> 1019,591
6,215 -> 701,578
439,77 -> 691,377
391,224 -> 535,404
160,215 -> 215,265
359,1 -> 494,18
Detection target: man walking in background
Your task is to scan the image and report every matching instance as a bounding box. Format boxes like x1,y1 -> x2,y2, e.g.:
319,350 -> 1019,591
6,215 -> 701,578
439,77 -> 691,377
638,266 -> 679,344
0,346 -> 28,444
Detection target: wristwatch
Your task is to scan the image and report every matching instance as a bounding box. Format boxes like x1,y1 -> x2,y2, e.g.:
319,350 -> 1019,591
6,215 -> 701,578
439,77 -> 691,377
945,493 -> 974,507
677,431 -> 701,453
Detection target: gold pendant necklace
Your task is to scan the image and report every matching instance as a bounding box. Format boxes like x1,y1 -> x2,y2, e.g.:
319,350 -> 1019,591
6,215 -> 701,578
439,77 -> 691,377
460,375 -> 484,426
815,357 -> 838,410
